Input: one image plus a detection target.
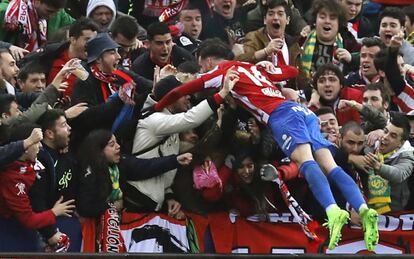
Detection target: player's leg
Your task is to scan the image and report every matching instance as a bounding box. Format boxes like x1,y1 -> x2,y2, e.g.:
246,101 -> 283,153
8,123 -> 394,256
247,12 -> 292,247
268,102 -> 348,249
290,145 -> 349,250
314,148 -> 379,251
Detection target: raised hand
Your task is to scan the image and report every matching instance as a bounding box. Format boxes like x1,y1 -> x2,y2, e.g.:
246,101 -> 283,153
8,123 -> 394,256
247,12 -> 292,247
9,45 -> 29,61
260,164 -> 279,182
51,196 -> 75,217
24,128 -> 43,148
65,102 -> 88,119
51,59 -> 80,89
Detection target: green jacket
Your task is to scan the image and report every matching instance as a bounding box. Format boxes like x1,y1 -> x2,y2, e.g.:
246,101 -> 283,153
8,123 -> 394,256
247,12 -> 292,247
0,0 -> 74,44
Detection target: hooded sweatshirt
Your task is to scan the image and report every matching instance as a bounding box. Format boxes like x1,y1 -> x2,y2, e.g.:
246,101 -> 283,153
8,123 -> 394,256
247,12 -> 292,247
86,0 -> 117,30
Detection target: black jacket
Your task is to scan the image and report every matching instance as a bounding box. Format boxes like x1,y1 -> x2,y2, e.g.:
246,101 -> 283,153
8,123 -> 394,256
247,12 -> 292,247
71,66 -> 152,107
30,145 -> 79,240
131,46 -> 194,80
77,155 -> 180,218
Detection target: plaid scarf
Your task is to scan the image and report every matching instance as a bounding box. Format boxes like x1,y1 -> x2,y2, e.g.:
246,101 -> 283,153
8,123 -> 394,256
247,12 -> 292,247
367,150 -> 395,214
108,165 -> 123,203
301,30 -> 343,79
4,0 -> 47,51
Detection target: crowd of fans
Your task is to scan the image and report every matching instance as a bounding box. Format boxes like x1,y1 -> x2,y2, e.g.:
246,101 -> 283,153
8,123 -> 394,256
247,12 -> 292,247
0,0 -> 413,253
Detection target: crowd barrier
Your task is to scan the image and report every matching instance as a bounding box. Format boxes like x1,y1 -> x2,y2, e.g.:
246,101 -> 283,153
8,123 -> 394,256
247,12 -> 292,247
2,210 -> 414,258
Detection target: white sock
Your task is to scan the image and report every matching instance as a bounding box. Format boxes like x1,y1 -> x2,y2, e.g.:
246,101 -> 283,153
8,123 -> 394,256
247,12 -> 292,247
325,204 -> 338,213
358,204 -> 368,214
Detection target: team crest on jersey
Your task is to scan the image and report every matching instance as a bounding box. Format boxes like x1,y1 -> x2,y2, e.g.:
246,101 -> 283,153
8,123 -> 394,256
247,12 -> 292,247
15,182 -> 26,196
261,87 -> 282,97
179,36 -> 192,46
19,166 -> 27,174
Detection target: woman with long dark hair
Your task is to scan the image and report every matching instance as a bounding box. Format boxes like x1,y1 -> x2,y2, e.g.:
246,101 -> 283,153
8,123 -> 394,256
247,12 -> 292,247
77,129 -> 192,218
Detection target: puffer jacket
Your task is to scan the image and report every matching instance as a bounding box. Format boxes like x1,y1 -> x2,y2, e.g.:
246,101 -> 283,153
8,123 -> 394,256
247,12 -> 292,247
376,141 -> 414,211
128,94 -> 217,211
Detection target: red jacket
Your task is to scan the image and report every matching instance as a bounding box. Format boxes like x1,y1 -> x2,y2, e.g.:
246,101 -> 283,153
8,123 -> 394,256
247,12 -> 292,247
310,87 -> 363,126
47,49 -> 77,97
0,161 -> 56,229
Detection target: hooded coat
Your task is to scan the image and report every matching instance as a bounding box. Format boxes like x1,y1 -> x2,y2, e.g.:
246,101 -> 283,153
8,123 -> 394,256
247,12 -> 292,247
86,0 -> 117,30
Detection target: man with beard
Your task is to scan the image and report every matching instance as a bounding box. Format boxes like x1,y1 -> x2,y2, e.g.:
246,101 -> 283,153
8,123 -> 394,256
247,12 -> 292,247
72,32 -> 152,106
237,0 -> 303,89
344,37 -> 384,88
0,49 -> 38,110
132,22 -> 194,81
309,63 -> 363,126
31,109 -> 82,252
363,114 -> 414,212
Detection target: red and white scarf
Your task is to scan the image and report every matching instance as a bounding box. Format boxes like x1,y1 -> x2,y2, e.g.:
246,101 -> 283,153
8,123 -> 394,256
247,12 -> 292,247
90,64 -> 136,104
4,0 -> 47,51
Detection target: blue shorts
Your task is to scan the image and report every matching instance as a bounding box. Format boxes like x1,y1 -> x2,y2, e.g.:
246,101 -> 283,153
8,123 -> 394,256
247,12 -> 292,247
268,101 -> 333,157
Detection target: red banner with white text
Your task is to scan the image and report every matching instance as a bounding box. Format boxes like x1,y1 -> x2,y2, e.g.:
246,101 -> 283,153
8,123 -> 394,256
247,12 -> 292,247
118,211 -> 414,254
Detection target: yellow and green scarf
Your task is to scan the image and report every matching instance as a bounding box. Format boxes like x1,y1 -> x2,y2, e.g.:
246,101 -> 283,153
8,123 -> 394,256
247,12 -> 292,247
108,165 -> 123,202
367,150 -> 396,214
301,30 -> 344,79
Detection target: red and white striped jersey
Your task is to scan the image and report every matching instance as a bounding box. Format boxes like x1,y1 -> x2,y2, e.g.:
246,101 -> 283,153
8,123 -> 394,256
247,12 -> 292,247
155,60 -> 299,124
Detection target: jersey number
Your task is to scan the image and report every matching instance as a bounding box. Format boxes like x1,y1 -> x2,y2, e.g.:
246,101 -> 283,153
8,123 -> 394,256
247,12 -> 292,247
237,66 -> 273,87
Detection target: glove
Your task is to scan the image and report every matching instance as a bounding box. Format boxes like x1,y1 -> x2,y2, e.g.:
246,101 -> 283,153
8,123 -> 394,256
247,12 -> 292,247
260,164 -> 279,182
45,233 -> 70,253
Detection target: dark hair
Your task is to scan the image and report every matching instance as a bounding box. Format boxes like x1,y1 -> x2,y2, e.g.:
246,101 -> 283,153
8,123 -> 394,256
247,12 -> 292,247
8,123 -> 38,143
312,63 -> 344,88
380,7 -> 406,27
180,2 -> 201,14
147,22 -> 170,41
110,15 -> 139,40
311,0 -> 346,27
196,38 -> 234,60
265,0 -> 292,18
361,37 -> 385,49
78,129 -> 114,171
340,121 -> 364,136
69,17 -> 100,38
37,109 -> 66,132
0,48 -> 11,65
177,61 -> 200,74
314,106 -> 335,117
77,129 -> 114,207
403,5 -> 414,26
17,62 -> 46,82
364,82 -> 391,106
390,112 -> 411,141
41,0 -> 67,9
0,94 -> 16,116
